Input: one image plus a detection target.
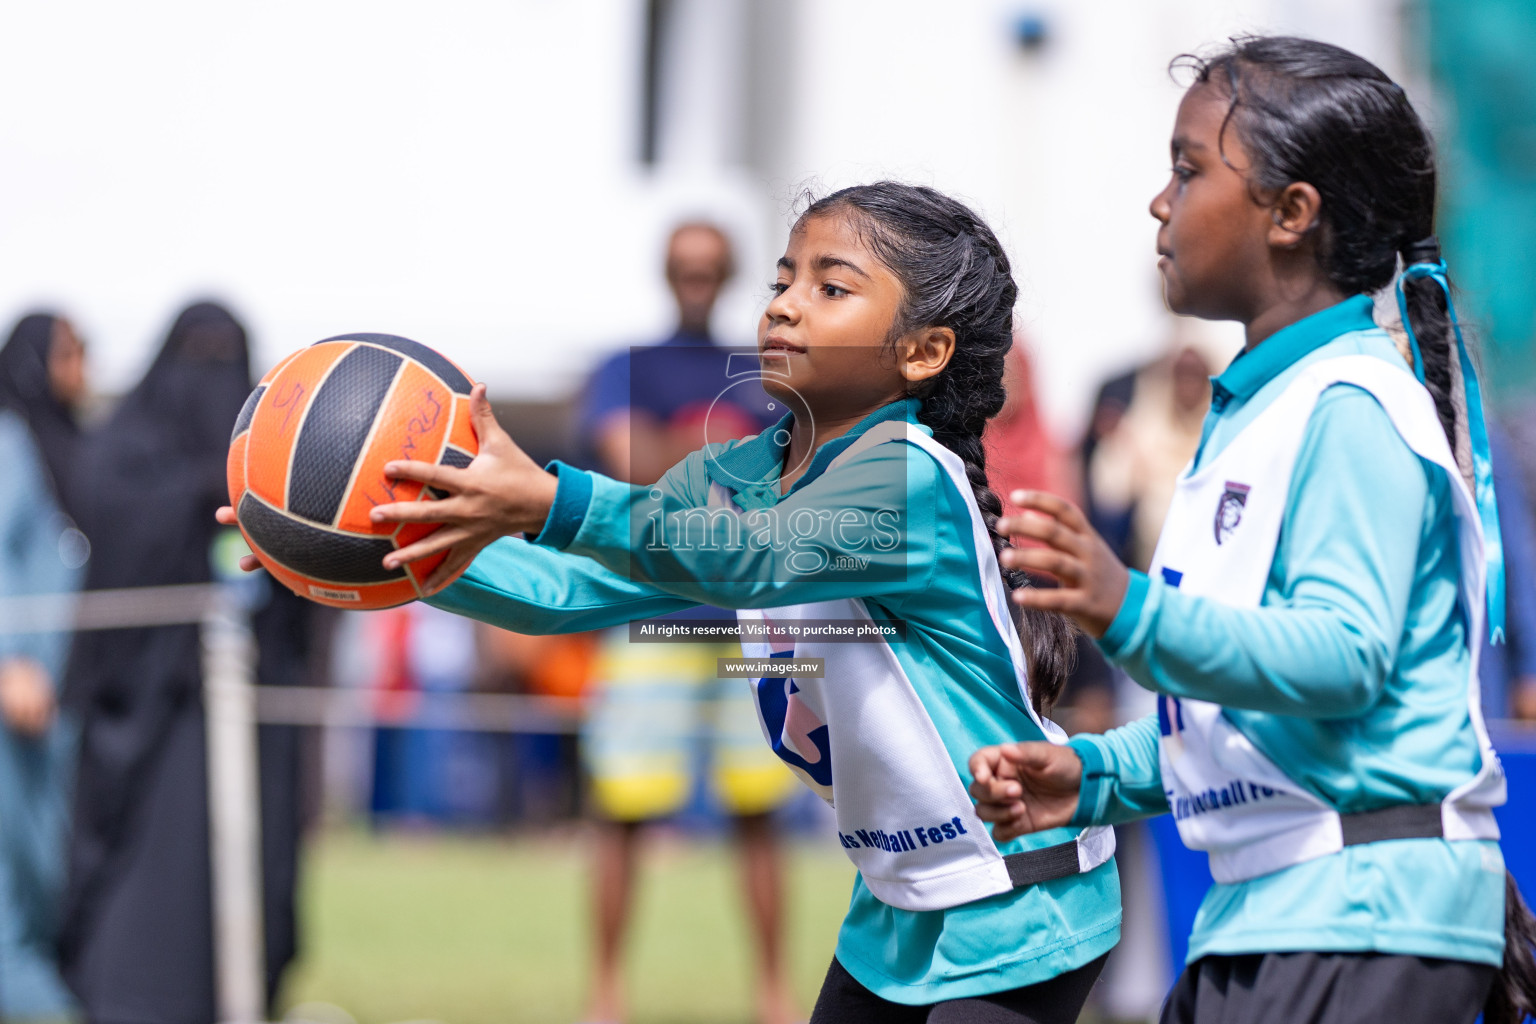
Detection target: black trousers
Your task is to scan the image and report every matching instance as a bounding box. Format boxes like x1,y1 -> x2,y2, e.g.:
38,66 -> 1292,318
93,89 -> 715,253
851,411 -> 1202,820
1161,952 -> 1496,1024
809,952 -> 1108,1024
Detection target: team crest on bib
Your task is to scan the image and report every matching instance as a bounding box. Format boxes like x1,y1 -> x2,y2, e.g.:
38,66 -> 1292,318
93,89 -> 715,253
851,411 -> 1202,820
1213,481 -> 1250,544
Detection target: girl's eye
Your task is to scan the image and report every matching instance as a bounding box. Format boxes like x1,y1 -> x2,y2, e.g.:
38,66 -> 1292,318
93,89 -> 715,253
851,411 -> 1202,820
1172,163 -> 1195,182
822,283 -> 848,298
769,281 -> 788,296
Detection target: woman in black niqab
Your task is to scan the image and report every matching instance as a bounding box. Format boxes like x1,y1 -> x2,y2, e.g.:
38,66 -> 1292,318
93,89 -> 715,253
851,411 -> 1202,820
60,302 -> 314,1023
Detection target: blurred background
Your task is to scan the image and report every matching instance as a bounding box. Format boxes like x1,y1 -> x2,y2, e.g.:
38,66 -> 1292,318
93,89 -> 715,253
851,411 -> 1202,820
0,1 -> 1534,1023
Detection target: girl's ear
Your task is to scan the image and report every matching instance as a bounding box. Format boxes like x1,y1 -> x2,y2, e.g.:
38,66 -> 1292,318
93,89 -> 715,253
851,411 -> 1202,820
1268,181 -> 1324,250
899,327 -> 957,384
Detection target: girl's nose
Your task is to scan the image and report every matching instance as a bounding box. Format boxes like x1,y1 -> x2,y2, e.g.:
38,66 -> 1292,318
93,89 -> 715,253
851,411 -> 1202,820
765,285 -> 799,323
1149,181 -> 1173,224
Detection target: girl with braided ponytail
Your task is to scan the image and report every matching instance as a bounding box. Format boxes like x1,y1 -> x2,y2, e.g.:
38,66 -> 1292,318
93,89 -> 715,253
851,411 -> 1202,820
347,182 -> 1119,1021
969,35 -> 1536,1024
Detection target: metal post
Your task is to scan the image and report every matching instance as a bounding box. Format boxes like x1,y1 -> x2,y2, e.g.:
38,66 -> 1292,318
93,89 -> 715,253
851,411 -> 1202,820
203,589 -> 266,1024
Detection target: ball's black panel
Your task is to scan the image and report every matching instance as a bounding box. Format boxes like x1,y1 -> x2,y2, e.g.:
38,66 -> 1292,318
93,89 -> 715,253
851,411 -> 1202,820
318,332 -> 472,396
428,445 -> 476,499
239,492 -> 405,584
288,344 -> 403,525
441,445 -> 474,470
231,384 -> 265,442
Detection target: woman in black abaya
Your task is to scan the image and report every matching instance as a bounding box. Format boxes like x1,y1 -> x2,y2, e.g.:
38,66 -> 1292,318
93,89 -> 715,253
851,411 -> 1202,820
60,302 -> 313,1023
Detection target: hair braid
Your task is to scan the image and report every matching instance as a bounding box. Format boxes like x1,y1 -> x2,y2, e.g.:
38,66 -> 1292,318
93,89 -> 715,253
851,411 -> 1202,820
800,183 -> 1078,713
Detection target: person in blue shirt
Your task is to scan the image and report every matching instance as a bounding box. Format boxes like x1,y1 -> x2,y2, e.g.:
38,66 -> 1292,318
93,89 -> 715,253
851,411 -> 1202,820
340,183 -> 1122,1022
968,37 -> 1536,1024
575,222 -> 799,1024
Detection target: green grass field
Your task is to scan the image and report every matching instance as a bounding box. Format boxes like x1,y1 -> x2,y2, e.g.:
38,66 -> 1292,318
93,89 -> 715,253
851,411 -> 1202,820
280,828 -> 856,1024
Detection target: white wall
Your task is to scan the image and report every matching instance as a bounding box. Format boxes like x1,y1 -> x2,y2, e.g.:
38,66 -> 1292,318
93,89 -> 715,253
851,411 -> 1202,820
0,0 -> 666,398
0,0 -> 1407,434
758,0 -> 1406,436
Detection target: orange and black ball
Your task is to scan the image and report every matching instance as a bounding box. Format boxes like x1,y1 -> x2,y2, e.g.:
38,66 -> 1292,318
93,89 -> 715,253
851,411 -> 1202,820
227,333 -> 479,608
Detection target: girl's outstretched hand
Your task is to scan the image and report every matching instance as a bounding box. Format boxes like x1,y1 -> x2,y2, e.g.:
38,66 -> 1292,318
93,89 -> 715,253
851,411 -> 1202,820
369,384 -> 559,593
968,741 -> 1084,843
998,490 -> 1129,638
213,506 -> 262,572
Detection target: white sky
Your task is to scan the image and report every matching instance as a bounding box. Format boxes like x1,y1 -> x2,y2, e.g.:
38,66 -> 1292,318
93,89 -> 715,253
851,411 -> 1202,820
0,0 -> 689,399
0,0 -> 1410,434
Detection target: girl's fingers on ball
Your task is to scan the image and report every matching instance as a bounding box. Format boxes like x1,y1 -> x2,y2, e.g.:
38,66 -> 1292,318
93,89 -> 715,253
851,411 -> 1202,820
467,384 -> 503,443
384,525 -> 472,570
370,498 -> 465,525
215,506 -> 237,526
382,459 -> 455,487
239,554 -> 261,573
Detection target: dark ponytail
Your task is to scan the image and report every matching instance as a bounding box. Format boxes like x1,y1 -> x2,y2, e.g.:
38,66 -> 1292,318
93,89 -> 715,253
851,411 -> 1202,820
1183,36 -> 1535,1018
1489,872 -> 1536,1024
798,182 -> 1077,713
1398,235 -> 1464,471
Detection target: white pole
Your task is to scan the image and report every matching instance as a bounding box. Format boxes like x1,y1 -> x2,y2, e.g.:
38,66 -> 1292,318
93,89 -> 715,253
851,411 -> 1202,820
203,589 -> 267,1024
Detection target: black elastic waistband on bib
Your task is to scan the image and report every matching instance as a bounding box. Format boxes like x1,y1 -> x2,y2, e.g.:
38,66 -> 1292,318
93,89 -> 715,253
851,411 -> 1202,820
1340,804 -> 1443,846
1003,839 -> 1081,888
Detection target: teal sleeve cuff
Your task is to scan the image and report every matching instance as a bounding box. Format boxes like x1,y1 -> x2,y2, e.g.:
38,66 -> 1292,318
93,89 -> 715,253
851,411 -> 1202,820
531,461 -> 592,550
1097,568 -> 1150,659
1067,735 -> 1109,829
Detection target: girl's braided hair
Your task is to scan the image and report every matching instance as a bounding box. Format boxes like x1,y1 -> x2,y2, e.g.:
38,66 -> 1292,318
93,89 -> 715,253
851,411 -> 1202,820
799,182 -> 1078,713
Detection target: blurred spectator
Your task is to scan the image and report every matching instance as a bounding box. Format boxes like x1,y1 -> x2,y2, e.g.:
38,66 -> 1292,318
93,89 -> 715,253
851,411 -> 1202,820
0,315 -> 86,519
0,314 -> 88,1021
1066,326 -> 1233,1024
476,624 -> 592,823
1089,333 -> 1220,571
576,222 -> 798,1024
985,341 -> 1079,515
59,303 -> 317,1021
249,579 -> 324,1006
983,341 -> 1116,735
1081,368 -> 1141,564
369,603 -> 501,824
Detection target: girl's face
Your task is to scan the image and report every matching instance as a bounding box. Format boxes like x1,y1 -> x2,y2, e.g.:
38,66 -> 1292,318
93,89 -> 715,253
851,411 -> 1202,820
758,212 -> 912,425
1149,81 -> 1277,322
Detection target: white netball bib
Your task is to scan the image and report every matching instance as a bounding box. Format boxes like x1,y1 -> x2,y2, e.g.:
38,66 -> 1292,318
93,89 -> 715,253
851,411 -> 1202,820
1149,355 -> 1504,884
708,422 -> 1114,911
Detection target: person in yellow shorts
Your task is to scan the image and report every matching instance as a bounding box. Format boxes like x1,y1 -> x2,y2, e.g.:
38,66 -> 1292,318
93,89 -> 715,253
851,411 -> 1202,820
575,222 -> 799,1024
583,639 -> 797,822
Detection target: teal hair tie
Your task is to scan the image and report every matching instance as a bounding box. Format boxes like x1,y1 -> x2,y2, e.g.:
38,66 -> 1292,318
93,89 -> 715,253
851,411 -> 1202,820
1395,254 -> 1506,644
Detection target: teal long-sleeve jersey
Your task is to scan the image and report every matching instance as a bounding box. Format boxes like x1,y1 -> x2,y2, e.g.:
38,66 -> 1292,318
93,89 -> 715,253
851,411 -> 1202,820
1069,296 -> 1505,967
429,398 -> 1121,1003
